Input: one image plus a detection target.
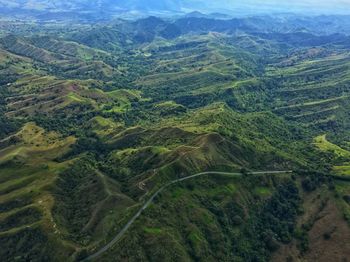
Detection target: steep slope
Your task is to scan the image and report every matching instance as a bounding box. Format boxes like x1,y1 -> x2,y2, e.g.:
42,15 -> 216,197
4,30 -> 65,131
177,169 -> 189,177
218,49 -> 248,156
0,35 -> 118,81
0,123 -> 76,260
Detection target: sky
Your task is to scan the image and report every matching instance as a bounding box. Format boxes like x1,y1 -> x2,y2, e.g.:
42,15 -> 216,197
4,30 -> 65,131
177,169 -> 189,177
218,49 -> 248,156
192,0 -> 350,14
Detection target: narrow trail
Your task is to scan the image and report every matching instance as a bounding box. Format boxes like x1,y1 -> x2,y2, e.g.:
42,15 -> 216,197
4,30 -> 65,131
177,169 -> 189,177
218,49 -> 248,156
84,170 -> 293,261
96,170 -> 113,196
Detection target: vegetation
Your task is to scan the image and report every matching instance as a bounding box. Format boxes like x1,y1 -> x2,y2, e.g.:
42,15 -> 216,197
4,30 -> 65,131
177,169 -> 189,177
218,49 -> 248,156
99,174 -> 302,261
0,13 -> 349,261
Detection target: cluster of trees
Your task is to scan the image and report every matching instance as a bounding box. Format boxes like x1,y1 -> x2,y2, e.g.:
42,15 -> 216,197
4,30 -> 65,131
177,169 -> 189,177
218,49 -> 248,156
0,207 -> 42,232
31,115 -> 76,137
0,87 -> 20,139
60,132 -> 109,162
0,116 -> 18,140
153,176 -> 303,262
229,179 -> 301,261
0,226 -> 53,261
52,157 -> 107,244
298,170 -> 331,192
0,194 -> 32,213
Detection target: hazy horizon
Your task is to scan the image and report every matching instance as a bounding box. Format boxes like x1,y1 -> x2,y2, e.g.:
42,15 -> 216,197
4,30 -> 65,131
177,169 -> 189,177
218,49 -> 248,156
200,0 -> 350,15
1,0 -> 350,17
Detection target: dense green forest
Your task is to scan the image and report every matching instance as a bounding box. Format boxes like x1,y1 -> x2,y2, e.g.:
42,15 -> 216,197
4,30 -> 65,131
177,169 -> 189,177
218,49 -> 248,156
0,13 -> 350,262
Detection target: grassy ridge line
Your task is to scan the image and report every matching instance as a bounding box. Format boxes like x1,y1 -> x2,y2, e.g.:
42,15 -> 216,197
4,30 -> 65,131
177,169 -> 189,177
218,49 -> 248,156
85,170 -> 292,261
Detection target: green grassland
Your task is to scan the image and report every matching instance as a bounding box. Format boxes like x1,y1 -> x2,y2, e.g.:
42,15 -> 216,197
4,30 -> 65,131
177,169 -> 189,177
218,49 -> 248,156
313,134 -> 350,178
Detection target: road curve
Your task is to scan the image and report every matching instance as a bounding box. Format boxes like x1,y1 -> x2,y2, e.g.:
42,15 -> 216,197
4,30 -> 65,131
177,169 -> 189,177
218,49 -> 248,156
84,170 -> 292,261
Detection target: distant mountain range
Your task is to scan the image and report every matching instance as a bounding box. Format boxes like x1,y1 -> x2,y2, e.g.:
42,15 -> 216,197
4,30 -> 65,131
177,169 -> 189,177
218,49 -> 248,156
0,0 -> 192,20
0,0 -> 185,13
2,0 -> 350,19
